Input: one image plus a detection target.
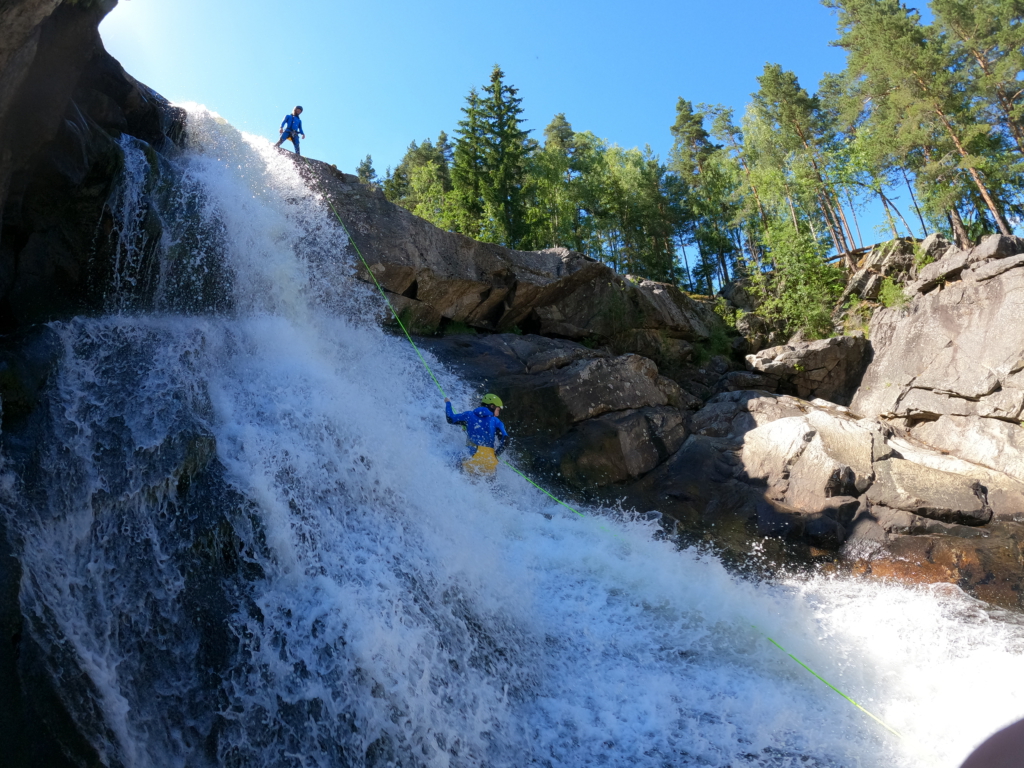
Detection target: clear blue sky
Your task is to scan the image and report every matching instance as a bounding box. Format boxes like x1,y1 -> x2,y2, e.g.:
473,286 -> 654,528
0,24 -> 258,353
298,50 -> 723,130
101,0 -> 850,178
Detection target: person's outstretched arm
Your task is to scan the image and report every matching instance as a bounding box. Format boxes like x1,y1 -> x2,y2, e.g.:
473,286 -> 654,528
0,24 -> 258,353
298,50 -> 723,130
445,399 -> 467,425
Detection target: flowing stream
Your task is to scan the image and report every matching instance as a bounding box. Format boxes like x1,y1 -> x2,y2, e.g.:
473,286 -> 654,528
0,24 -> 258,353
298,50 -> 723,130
3,106 -> 1024,768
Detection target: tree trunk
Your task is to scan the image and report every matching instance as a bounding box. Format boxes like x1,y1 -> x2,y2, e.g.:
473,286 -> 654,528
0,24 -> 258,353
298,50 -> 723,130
834,200 -> 857,253
678,237 -> 692,288
845,190 -> 864,249
880,196 -> 900,239
817,192 -> 846,255
901,167 -> 928,237
948,207 -> 971,249
786,196 -> 800,230
929,102 -> 1012,235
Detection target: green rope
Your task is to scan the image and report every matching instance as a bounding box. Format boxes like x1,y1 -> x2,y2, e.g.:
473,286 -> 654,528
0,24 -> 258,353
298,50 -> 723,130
293,152 -> 901,741
300,156 -> 447,399
756,627 -> 903,738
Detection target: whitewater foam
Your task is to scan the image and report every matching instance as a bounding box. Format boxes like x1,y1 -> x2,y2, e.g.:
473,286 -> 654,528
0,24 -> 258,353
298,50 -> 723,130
3,105 -> 1022,768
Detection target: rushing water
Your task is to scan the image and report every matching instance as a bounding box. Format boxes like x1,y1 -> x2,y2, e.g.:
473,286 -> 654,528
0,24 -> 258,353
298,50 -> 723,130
3,106 -> 1023,768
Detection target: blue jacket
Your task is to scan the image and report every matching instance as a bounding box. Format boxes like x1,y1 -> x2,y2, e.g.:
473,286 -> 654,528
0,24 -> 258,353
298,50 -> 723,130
446,403 -> 508,454
281,114 -> 304,136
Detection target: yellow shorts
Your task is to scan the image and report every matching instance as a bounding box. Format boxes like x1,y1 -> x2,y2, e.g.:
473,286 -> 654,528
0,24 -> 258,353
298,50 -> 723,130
462,446 -> 498,476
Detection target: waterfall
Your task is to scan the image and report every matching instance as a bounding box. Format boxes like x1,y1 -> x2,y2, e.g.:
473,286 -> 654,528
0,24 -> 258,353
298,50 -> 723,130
3,106 -> 1023,768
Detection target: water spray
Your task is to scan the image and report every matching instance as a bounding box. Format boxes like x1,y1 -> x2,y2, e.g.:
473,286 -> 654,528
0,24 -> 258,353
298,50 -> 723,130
297,153 -> 904,741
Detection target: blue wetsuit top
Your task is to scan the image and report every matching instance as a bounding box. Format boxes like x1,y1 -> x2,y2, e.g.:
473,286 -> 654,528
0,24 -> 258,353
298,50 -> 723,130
446,403 -> 508,455
281,114 -> 303,136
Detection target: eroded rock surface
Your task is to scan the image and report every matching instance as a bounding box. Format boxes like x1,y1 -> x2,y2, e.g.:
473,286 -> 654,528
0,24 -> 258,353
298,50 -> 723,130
0,8 -> 185,331
852,234 -> 1024,494
745,335 -> 870,405
618,388 -> 1024,610
295,158 -> 727,357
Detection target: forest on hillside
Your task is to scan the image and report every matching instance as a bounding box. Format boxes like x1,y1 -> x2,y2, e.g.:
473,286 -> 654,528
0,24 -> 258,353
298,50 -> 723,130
356,0 -> 1024,337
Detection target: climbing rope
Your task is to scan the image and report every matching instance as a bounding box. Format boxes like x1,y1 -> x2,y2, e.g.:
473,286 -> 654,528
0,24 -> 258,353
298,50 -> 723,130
294,152 -> 902,741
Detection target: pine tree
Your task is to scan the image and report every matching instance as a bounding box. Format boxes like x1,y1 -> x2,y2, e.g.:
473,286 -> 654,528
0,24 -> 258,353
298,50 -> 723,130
450,89 -> 488,237
669,99 -> 740,289
751,64 -> 855,255
382,136 -> 453,214
450,67 -> 537,247
932,0 -> 1024,156
356,155 -> 378,188
827,0 -> 1014,235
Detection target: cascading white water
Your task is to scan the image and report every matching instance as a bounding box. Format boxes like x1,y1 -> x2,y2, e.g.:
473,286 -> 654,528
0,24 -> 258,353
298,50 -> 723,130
4,106 -> 1024,768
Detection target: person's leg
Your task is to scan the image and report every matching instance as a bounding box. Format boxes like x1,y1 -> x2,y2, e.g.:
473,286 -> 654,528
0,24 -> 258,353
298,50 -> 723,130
292,135 -> 301,156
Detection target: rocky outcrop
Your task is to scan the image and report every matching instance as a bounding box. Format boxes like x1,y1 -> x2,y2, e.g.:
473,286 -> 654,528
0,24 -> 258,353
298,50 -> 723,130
0,0 -> 185,332
294,158 -> 727,356
420,333 -> 693,487
620,388 -> 1024,609
852,234 -> 1024,488
744,334 -> 870,405
835,237 -> 924,308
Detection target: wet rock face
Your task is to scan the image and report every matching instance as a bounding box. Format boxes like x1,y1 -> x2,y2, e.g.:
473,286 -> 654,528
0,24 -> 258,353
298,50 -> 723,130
0,1 -> 184,332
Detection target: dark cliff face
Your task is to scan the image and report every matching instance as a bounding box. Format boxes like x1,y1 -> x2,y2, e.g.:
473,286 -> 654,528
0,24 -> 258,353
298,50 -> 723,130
0,3 -> 186,765
0,0 -> 184,334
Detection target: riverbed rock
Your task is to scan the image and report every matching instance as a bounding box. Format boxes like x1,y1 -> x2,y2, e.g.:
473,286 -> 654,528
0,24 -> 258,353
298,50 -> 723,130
544,406 -> 688,488
865,458 -> 991,525
844,526 -> 1024,610
419,333 -> 693,486
623,389 -> 1024,608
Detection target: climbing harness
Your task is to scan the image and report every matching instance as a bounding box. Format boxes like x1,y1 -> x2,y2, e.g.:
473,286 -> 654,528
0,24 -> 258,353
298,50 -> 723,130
295,153 -> 903,742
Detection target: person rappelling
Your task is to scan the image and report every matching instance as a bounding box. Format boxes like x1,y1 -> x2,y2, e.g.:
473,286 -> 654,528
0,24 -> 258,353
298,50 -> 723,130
445,394 -> 509,476
274,105 -> 305,154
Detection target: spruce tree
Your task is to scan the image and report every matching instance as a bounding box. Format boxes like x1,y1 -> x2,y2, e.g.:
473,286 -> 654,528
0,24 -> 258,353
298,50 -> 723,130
356,155 -> 378,187
450,67 -> 536,248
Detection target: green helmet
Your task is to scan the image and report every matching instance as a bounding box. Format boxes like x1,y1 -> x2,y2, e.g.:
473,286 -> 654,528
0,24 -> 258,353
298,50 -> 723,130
481,393 -> 504,408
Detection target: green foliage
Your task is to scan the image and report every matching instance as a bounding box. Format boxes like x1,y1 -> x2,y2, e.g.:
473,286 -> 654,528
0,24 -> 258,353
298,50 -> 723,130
692,323 -> 733,366
841,299 -> 873,337
372,9 -> 1024,336
441,320 -> 477,336
356,155 -> 378,188
450,66 -> 536,248
713,297 -> 738,330
878,277 -> 910,308
912,241 -> 935,268
751,222 -> 845,339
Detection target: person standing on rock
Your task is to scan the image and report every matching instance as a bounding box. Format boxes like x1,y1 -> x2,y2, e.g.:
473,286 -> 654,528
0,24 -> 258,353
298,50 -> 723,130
274,106 -> 305,154
445,394 -> 508,476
